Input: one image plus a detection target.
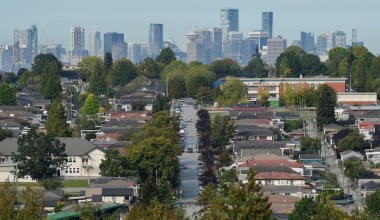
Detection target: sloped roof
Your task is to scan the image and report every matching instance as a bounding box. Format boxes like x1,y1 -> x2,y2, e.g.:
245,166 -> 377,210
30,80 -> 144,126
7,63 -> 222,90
255,172 -> 306,180
234,141 -> 290,152
102,187 -> 134,196
89,177 -> 137,186
239,159 -> 304,168
362,181 -> 380,191
0,137 -> 101,156
269,195 -> 299,214
359,110 -> 380,119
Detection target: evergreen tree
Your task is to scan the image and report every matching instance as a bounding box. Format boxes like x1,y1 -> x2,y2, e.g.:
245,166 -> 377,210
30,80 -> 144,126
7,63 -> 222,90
354,56 -> 372,92
41,61 -> 62,100
88,59 -> 107,96
245,48 -> 268,78
0,83 -> 17,105
0,181 -> 17,219
366,190 -> 380,218
138,57 -> 160,79
82,93 -> 99,116
316,84 -> 337,130
45,99 -> 70,137
0,128 -> 13,141
156,47 -> 176,66
103,52 -> 113,75
108,58 -> 137,86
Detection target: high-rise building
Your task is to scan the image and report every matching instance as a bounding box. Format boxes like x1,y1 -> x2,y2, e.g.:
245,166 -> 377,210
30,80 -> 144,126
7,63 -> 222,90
71,26 -> 85,55
140,43 -> 149,60
103,32 -> 124,54
0,45 -> 13,72
128,43 -> 142,64
111,42 -> 128,61
262,12 -> 273,39
38,44 -> 62,61
148,23 -> 163,59
267,36 -> 287,65
223,31 -> 243,61
203,27 -> 223,61
186,30 -> 206,64
13,25 -> 38,66
352,29 -> 357,46
220,8 -> 239,42
334,30 -> 346,48
89,31 -> 102,56
300,32 -> 314,52
249,30 -> 270,50
316,32 -> 334,53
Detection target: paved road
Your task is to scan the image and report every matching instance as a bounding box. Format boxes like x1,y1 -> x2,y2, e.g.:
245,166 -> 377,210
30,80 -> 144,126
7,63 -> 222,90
178,103 -> 201,218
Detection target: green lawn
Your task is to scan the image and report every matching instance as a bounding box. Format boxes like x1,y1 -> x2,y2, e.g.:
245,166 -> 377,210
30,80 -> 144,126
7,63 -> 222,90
62,180 -> 88,188
0,182 -> 39,187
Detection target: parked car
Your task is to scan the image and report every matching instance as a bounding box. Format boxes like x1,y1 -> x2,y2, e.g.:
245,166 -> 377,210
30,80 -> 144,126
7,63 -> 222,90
187,148 -> 193,153
179,164 -> 187,170
181,103 -> 187,107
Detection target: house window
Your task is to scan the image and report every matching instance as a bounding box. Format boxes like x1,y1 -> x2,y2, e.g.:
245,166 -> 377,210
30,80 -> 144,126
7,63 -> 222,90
112,196 -> 116,201
77,168 -> 80,173
68,157 -> 72,162
0,157 -> 5,163
72,157 -> 76,162
65,169 -> 68,173
69,168 -> 72,173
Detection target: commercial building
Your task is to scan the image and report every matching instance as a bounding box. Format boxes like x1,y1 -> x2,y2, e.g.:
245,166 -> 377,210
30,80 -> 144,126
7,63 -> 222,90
220,8 -> 239,42
38,44 -> 62,61
262,12 -> 273,39
103,32 -> 124,54
316,32 -> 334,53
148,23 -> 163,59
334,30 -> 346,48
89,31 -> 102,56
249,30 -> 270,50
127,43 -> 142,64
14,25 -> 38,67
186,30 -> 205,63
71,26 -> 85,55
238,77 -> 347,102
267,36 -> 287,65
0,45 -> 13,72
300,32 -> 314,52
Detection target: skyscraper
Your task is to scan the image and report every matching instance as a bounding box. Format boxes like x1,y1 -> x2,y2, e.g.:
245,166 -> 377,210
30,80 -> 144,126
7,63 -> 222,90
334,30 -> 346,48
71,26 -> 85,55
262,12 -> 273,39
128,43 -> 142,64
249,30 -> 270,50
148,23 -> 163,59
316,32 -> 334,53
103,32 -> 124,54
14,25 -> 38,66
267,36 -> 287,65
220,8 -> 239,42
186,30 -> 206,64
89,31 -> 102,56
300,32 -> 314,52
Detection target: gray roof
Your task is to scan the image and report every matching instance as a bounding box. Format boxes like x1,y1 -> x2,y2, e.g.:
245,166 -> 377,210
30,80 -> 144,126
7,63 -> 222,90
299,154 -> 321,160
359,110 -> 380,119
102,187 -> 134,196
275,112 -> 300,119
92,195 -> 102,202
237,130 -> 273,137
115,97 -> 154,105
362,181 -> 380,191
340,150 -> 363,157
262,185 -> 313,193
0,137 -> 101,156
90,177 -> 137,186
234,141 -> 290,152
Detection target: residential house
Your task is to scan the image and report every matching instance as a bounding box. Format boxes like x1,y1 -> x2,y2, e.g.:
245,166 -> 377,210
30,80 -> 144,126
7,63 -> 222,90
340,150 -> 364,161
113,92 -> 155,112
262,185 -> 316,199
239,159 -> 306,178
16,92 -> 51,110
43,189 -> 64,212
269,195 -> 300,220
234,141 -> 293,158
298,154 -> 322,165
254,172 -> 307,186
0,137 -> 105,182
360,180 -> 380,198
365,147 -> 380,164
236,129 -> 274,141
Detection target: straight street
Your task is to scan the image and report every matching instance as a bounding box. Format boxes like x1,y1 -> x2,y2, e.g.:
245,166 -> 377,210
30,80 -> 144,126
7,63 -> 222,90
178,101 -> 201,218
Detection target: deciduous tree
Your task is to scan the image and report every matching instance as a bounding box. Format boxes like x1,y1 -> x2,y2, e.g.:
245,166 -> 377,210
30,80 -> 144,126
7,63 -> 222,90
217,77 -> 247,106
338,131 -> 365,152
11,131 -> 67,181
108,58 -> 137,86
0,83 -> 16,105
138,57 -> 160,79
99,148 -> 128,177
82,93 -> 99,116
209,58 -> 241,78
343,157 -> 366,180
77,56 -> 104,79
366,190 -> 380,219
300,137 -> 321,154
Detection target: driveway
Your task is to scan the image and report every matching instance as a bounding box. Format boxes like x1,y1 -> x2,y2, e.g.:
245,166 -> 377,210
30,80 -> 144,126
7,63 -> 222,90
178,102 -> 201,218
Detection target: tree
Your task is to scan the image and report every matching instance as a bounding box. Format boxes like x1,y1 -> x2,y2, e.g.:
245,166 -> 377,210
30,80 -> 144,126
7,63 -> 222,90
211,115 -> 235,149
300,137 -> 321,154
209,58 -> 241,78
11,131 -> 67,181
108,58 -> 137,86
39,178 -> 63,190
156,47 -> 176,66
338,131 -> 365,152
370,56 -> 380,79
77,56 -> 104,79
74,202 -> 101,220
99,148 -> 128,177
217,77 -> 247,106
88,58 -> 107,96
125,197 -> 187,220
45,99 -> 70,137
0,128 -> 13,141
275,46 -> 304,78
343,157 -> 366,180
15,186 -> 45,220
103,52 -> 113,75
152,96 -> 170,114
257,86 -> 270,107
0,82 -> 16,105
354,56 -> 372,92
316,84 -> 337,130
31,53 -> 62,76
184,65 -> 216,98
195,86 -> 212,104
288,197 -> 317,220
366,190 -> 380,219
0,181 -> 17,219
82,93 -> 99,116
132,100 -> 146,111
244,51 -> 268,78
40,61 -> 62,100
168,72 -> 187,98
326,47 -> 349,77
301,53 -> 327,75
332,129 -> 353,146
138,57 -> 160,79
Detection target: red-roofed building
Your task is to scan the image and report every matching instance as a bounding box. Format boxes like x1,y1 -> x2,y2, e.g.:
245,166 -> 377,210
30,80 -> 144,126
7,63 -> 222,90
239,159 -> 306,176
269,195 -> 300,220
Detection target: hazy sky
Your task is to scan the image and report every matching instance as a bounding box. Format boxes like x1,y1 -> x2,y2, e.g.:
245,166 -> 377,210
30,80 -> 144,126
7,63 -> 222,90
2,0 -> 380,54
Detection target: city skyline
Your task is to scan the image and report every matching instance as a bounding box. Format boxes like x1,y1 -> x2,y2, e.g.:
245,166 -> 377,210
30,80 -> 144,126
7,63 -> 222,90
1,0 -> 380,54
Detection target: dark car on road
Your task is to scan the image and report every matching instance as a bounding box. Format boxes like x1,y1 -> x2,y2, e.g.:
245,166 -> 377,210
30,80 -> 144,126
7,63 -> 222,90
187,148 -> 193,153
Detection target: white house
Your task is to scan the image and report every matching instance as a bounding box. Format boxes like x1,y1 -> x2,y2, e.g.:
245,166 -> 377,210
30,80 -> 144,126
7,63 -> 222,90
340,150 -> 364,161
365,147 -> 380,164
0,137 -> 105,182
